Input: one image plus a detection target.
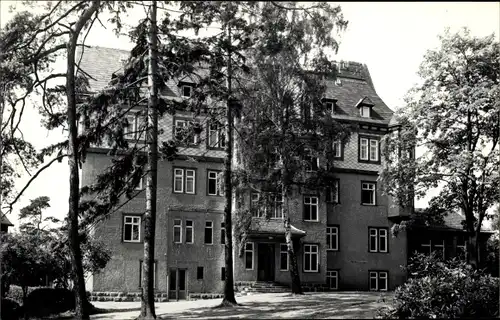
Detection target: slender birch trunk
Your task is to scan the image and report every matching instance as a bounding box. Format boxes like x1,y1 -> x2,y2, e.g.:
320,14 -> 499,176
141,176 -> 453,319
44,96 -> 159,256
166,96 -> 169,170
140,1 -> 158,318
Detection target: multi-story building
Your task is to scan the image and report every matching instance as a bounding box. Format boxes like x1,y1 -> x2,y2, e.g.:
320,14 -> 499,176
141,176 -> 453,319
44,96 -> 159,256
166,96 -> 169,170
79,46 -> 411,299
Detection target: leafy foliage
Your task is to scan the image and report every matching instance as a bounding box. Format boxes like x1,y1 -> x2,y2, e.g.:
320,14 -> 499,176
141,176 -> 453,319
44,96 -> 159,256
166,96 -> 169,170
377,253 -> 499,319
380,28 -> 500,265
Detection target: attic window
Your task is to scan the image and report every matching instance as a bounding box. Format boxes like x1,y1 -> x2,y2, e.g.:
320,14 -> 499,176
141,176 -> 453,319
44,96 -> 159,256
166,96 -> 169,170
182,85 -> 193,98
356,97 -> 374,118
322,98 -> 338,115
360,106 -> 371,118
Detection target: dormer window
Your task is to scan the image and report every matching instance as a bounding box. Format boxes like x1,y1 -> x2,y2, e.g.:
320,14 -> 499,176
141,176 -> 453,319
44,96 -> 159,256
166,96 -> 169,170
360,106 -> 370,118
182,85 -> 193,98
322,98 -> 338,115
355,96 -> 375,118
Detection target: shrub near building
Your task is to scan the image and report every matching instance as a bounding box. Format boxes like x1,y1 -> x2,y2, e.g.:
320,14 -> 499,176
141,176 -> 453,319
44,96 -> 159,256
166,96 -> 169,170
377,253 -> 499,319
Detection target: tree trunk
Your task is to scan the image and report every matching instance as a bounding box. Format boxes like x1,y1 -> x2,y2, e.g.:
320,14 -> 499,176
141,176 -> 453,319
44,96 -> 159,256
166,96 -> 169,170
221,13 -> 237,306
66,2 -> 101,318
139,1 -> 158,319
283,186 -> 302,294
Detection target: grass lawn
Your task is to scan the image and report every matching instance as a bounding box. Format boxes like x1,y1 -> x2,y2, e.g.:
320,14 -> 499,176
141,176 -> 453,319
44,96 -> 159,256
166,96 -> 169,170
89,291 -> 393,319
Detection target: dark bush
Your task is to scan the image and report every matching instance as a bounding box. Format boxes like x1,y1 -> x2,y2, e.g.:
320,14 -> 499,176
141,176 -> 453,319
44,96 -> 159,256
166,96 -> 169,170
24,287 -> 75,318
377,253 -> 499,319
1,298 -> 23,320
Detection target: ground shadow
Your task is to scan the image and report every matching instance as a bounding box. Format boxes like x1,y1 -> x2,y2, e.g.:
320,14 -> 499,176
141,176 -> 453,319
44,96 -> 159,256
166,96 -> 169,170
156,292 -> 390,319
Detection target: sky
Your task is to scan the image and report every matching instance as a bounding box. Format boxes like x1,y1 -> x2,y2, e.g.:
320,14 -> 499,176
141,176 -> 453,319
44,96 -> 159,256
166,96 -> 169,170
1,1 -> 499,229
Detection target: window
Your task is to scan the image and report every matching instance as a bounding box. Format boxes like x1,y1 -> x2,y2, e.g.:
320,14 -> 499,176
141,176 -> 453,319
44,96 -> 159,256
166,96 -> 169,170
197,266 -> 204,280
359,136 -> 379,162
325,101 -> 336,115
361,182 -> 376,205
174,119 -> 199,145
327,226 -> 339,251
245,242 -> 254,270
369,271 -> 388,291
173,168 -> 196,194
123,216 -> 141,242
421,239 -> 445,259
181,85 -> 192,98
185,220 -> 194,244
204,221 -> 213,244
280,244 -> 289,271
208,122 -> 226,149
124,114 -> 138,139
333,140 -> 342,158
360,106 -> 371,118
304,150 -> 319,172
369,227 -> 388,253
221,267 -> 226,281
326,180 -> 339,203
457,237 -> 467,259
251,193 -> 263,217
139,260 -> 156,288
208,170 -> 223,196
327,270 -> 338,290
271,194 -> 284,219
220,222 -> 226,245
303,244 -> 319,272
303,196 -> 319,221
173,219 -> 182,243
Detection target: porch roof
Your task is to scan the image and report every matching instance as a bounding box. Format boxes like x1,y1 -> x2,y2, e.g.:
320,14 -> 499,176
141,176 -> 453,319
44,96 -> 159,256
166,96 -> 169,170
248,219 -> 307,238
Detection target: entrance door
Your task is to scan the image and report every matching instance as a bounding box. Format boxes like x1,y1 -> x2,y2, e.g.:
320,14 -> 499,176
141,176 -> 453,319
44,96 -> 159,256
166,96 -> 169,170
169,269 -> 187,300
257,243 -> 275,281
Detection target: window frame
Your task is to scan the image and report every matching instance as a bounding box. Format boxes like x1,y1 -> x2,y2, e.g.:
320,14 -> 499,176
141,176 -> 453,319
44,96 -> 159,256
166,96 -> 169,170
332,140 -> 343,160
181,84 -> 193,98
270,194 -> 284,219
304,149 -> 319,172
173,219 -> 182,244
368,227 -> 389,253
173,118 -> 200,146
280,244 -> 289,271
303,195 -> 319,222
251,192 -> 263,217
326,225 -> 339,251
173,167 -> 197,194
197,266 -> 204,280
358,135 -> 380,164
326,270 -> 339,290
185,220 -> 194,244
326,180 -> 340,203
303,243 -> 320,273
361,181 -> 377,206
220,222 -> 226,245
204,221 -> 213,245
369,270 -> 388,291
360,105 -> 371,118
207,170 -> 223,196
207,122 -> 226,150
245,242 -> 254,270
123,215 -> 141,243
124,113 -> 138,140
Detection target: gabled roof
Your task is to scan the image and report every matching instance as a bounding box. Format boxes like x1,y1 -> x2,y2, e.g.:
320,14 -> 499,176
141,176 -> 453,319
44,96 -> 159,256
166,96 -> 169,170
355,96 -> 375,108
76,47 -> 395,124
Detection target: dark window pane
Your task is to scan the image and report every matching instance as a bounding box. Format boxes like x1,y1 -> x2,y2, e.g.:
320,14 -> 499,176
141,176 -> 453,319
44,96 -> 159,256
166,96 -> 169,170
169,269 -> 176,290
174,227 -> 181,243
379,276 -> 387,291
208,178 -> 217,195
379,235 -> 386,252
204,227 -> 213,244
311,253 -> 317,271
124,224 -> 131,241
305,253 -> 311,271
197,267 -> 204,280
370,276 -> 377,290
221,224 -> 225,245
186,228 -> 193,243
245,251 -> 253,269
312,206 -> 317,220
179,269 -> 186,291
221,267 -> 226,281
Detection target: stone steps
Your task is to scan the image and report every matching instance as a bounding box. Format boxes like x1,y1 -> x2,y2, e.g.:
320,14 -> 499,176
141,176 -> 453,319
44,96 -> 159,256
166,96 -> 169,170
89,292 -> 168,303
